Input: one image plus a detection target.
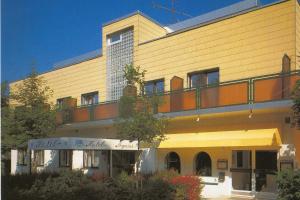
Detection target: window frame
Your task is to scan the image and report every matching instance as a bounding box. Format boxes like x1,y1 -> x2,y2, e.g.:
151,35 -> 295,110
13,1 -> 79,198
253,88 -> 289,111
188,68 -> 219,88
34,150 -> 44,166
59,150 -> 72,168
144,79 -> 165,95
56,96 -> 72,109
17,149 -> 27,166
83,150 -> 100,168
107,32 -> 122,46
165,152 -> 181,174
194,152 -> 212,176
81,91 -> 99,106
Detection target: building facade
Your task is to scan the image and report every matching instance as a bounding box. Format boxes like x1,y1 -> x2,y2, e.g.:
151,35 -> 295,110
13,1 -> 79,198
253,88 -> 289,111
10,0 -> 300,199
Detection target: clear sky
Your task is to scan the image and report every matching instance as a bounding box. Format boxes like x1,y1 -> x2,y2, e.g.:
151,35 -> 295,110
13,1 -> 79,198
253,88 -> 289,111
2,0 -> 278,83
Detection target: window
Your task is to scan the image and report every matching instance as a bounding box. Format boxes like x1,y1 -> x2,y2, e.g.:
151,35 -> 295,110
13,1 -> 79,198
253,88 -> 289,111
112,151 -> 136,175
17,149 -> 27,165
34,150 -> 44,166
59,150 -> 72,167
195,152 -> 212,176
83,150 -> 100,168
56,97 -> 71,109
188,69 -> 219,88
81,92 -> 98,106
144,79 -> 164,95
107,32 -> 122,45
232,150 -> 251,169
165,152 -> 181,173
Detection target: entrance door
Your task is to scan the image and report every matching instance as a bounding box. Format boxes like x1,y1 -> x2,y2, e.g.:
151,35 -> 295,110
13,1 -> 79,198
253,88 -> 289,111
231,150 -> 252,191
255,151 -> 277,192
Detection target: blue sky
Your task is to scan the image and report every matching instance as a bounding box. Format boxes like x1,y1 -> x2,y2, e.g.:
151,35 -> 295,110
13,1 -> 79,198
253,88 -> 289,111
2,0 -> 277,83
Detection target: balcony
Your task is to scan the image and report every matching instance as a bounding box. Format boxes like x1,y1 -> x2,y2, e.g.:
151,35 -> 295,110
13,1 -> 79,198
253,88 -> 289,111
56,71 -> 299,125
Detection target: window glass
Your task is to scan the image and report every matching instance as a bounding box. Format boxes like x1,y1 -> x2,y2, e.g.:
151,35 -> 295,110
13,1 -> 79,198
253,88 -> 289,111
155,80 -> 164,94
207,71 -> 219,85
111,33 -> 121,43
144,79 -> 164,95
189,69 -> 219,88
144,83 -> 154,95
17,149 -> 27,165
190,74 -> 201,88
165,152 -> 181,173
59,150 -> 72,167
112,151 -> 136,175
232,150 -> 251,169
34,150 -> 44,166
195,152 -> 212,176
81,92 -> 98,106
83,150 -> 101,168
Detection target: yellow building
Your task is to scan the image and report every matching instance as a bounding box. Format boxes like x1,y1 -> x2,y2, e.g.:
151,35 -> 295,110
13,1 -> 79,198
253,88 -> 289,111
10,0 -> 300,199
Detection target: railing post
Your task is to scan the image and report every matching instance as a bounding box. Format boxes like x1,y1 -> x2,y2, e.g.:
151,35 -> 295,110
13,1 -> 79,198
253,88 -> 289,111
89,105 -> 94,121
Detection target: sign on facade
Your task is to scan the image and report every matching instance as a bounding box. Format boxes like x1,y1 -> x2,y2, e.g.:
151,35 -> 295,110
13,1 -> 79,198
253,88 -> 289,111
28,137 -> 138,150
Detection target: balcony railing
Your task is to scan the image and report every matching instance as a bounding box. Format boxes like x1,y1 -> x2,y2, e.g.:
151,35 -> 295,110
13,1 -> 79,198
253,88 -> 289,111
56,70 -> 299,124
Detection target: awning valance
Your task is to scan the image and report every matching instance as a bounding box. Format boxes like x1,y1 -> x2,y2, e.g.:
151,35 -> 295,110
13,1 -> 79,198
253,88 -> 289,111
28,137 -> 138,150
158,129 -> 281,149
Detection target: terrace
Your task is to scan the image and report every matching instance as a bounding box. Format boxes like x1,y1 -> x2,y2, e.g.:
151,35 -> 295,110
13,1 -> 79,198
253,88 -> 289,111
56,70 -> 299,126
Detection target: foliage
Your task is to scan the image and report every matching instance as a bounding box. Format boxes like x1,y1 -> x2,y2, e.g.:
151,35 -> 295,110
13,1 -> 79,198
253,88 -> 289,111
150,169 -> 179,182
115,64 -> 167,149
10,69 -> 53,107
292,80 -> 300,129
3,170 -> 202,200
2,70 -> 56,151
141,179 -> 175,200
170,176 -> 202,200
1,81 -> 9,107
277,169 -> 300,200
123,63 -> 146,87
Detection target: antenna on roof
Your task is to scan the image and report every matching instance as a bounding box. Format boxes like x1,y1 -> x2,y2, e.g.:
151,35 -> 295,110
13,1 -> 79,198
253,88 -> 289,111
152,0 -> 192,23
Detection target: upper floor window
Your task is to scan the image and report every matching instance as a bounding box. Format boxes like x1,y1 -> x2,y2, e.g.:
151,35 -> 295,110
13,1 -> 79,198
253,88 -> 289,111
107,32 -> 122,45
144,79 -> 164,95
59,150 -> 72,168
188,69 -> 219,88
81,92 -> 98,106
17,149 -> 27,165
34,150 -> 44,166
56,97 -> 71,109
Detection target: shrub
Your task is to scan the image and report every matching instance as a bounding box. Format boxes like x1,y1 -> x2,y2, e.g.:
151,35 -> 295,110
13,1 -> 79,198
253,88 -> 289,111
277,170 -> 300,200
150,169 -> 179,182
141,179 -> 175,200
170,176 -> 202,200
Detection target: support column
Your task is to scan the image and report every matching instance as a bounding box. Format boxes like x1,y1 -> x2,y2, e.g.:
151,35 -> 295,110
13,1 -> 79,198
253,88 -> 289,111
251,150 -> 256,193
110,150 -> 113,177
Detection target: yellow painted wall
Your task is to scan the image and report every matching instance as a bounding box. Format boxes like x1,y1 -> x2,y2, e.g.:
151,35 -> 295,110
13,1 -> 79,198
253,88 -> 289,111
296,0 -> 300,69
10,56 -> 106,105
10,1 -> 298,105
10,13 -> 166,106
136,0 -> 297,90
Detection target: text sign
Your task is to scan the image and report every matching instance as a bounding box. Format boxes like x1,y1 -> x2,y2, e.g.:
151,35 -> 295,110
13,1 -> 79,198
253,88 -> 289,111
28,137 -> 138,150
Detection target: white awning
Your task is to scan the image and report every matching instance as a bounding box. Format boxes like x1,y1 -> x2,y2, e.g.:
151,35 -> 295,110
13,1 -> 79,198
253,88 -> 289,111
28,137 -> 138,151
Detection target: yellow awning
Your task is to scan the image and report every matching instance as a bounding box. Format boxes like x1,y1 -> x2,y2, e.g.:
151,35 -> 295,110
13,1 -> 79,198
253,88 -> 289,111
158,129 -> 281,148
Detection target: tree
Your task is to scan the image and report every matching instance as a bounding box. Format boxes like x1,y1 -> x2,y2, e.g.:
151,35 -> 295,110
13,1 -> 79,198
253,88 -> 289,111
115,64 -> 166,150
2,69 -> 56,151
1,81 -> 9,107
292,79 -> 300,129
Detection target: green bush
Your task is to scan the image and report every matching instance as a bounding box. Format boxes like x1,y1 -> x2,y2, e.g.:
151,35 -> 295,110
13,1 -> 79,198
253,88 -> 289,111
277,170 -> 300,200
141,179 -> 175,200
3,170 -> 202,200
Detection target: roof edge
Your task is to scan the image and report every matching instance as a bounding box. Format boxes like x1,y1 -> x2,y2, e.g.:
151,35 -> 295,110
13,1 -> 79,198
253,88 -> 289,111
139,0 -> 289,46
102,10 -> 165,29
